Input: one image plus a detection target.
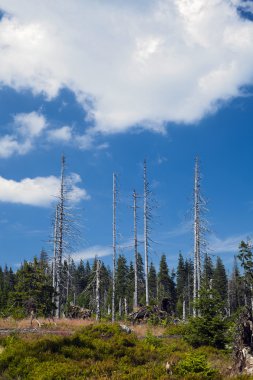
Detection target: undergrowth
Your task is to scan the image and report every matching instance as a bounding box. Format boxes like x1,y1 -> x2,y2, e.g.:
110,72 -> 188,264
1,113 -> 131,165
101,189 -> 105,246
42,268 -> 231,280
0,323 -> 236,379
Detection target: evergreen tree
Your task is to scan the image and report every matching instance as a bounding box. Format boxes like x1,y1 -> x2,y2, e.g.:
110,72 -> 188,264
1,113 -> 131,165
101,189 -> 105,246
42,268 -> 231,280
158,254 -> 170,298
202,253 -> 214,289
116,254 -> 129,314
176,253 -> 188,317
148,262 -> 157,303
237,240 -> 253,309
158,254 -> 176,312
185,288 -> 227,348
39,249 -> 49,274
74,260 -> 86,296
185,258 -> 194,316
213,256 -> 227,302
137,253 -> 145,305
0,267 -> 7,313
238,241 -> 253,279
100,263 -> 111,315
229,256 -> 244,314
8,258 -> 55,318
127,261 -> 135,310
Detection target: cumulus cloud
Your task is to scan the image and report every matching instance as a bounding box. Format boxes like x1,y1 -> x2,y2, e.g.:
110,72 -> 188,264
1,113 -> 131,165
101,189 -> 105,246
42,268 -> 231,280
14,112 -> 47,137
0,174 -> 90,206
0,111 -> 47,158
0,0 -> 252,132
0,111 -> 107,157
72,245 -> 112,261
0,135 -> 31,158
47,125 -> 72,142
47,127 -> 109,151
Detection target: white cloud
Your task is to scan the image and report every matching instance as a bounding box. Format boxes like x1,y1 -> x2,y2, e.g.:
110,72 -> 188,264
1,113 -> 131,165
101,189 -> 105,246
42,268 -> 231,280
74,133 -> 94,150
0,174 -> 90,207
0,1 -> 252,132
0,135 -> 32,158
0,111 -> 109,158
209,233 -> 251,254
231,0 -> 253,13
72,245 -> 112,261
0,111 -> 47,158
14,111 -> 47,137
167,221 -> 192,238
47,125 -> 72,142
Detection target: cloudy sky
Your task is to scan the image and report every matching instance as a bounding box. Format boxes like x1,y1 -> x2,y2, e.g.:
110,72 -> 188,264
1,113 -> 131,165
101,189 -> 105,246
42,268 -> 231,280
0,0 -> 253,270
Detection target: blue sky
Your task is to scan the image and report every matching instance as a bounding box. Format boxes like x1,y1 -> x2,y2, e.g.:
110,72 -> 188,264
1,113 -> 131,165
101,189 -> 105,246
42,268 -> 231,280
0,0 -> 253,271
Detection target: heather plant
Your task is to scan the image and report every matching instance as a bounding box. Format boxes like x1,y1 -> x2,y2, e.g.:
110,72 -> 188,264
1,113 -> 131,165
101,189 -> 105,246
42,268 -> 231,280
175,353 -> 220,379
0,323 -> 231,379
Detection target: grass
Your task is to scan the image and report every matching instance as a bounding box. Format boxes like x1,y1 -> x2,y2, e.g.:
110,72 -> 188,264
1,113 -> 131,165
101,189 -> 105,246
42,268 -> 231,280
0,317 -> 94,331
0,319 -> 246,379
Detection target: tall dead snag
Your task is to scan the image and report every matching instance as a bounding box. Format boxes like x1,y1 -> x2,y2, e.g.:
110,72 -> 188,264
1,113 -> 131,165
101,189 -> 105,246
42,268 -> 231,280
193,157 -> 208,316
133,190 -> 138,309
54,155 -> 66,318
52,204 -> 59,297
96,259 -> 101,321
112,173 -> 118,322
193,157 -> 200,316
144,159 -> 151,306
53,155 -> 80,318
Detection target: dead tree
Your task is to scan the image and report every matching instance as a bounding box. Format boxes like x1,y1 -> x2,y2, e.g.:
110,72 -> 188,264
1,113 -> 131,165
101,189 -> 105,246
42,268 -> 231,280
193,157 -> 208,316
144,159 -> 150,306
112,173 -> 118,322
53,156 -> 80,318
54,155 -> 66,318
52,204 -> 59,302
133,190 -> 138,309
96,259 -> 101,321
66,254 -> 71,302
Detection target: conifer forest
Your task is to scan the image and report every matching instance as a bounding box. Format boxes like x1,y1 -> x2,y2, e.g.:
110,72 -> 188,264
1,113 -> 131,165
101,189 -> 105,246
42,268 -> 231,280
1,0 -> 253,378
0,157 -> 252,379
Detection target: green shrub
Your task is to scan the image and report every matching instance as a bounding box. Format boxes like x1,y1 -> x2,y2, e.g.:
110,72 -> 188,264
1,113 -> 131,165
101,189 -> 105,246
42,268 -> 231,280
0,323 -> 230,379
144,331 -> 162,348
184,316 -> 227,349
164,322 -> 188,336
175,353 -> 220,379
184,288 -> 228,349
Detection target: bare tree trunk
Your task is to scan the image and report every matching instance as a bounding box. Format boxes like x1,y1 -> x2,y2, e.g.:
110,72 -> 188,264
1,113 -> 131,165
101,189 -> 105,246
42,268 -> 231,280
124,297 -> 128,316
112,173 -> 117,322
183,298 -> 186,321
133,190 -> 138,309
55,155 -> 65,318
52,204 -> 59,305
66,255 -> 71,302
144,159 -> 149,306
187,270 -> 191,317
96,260 -> 101,321
119,298 -> 122,318
227,279 -> 231,317
193,157 -> 200,317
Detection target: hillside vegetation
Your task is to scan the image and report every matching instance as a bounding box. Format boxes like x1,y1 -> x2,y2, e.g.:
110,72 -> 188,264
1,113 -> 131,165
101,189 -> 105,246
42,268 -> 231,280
0,322 -> 246,380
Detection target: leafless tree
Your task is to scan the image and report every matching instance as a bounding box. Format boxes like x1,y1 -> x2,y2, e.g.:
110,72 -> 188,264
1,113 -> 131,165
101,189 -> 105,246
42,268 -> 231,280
193,157 -> 208,316
112,173 -> 118,321
96,259 -> 101,321
54,156 -> 66,318
53,155 -> 81,318
133,189 -> 139,309
143,159 -> 152,306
